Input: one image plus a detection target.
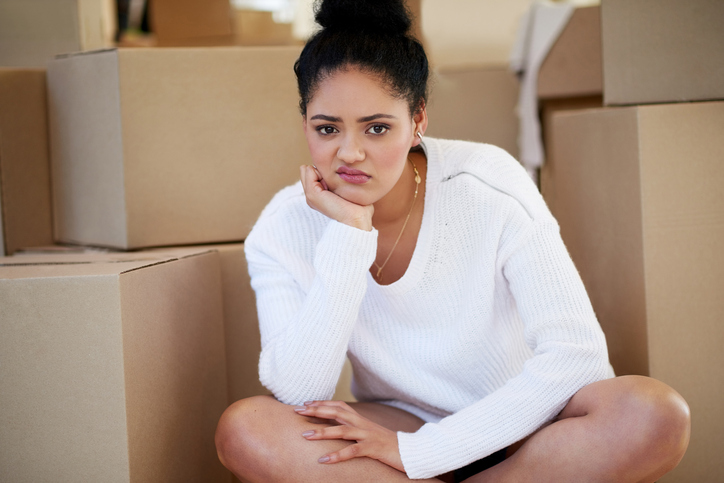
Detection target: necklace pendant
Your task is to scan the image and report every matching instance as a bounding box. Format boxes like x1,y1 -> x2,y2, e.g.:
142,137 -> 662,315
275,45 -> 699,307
376,266 -> 383,279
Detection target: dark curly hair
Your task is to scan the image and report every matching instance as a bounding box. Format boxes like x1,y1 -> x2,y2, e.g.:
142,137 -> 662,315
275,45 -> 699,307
294,0 -> 429,117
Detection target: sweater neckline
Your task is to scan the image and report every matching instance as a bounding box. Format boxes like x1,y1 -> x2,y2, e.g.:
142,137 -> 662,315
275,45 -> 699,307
368,138 -> 439,295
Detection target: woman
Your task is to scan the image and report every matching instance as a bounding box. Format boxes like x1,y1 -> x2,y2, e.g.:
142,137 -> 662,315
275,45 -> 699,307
215,1 -> 691,481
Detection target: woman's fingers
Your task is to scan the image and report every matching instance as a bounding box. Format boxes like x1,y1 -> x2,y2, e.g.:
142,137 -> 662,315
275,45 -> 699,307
295,401 -> 406,473
302,424 -> 364,442
294,401 -> 362,425
318,443 -> 366,464
298,165 -> 374,231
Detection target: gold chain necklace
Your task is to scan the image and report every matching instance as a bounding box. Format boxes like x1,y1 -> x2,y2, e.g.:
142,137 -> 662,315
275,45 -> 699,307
373,157 -> 421,282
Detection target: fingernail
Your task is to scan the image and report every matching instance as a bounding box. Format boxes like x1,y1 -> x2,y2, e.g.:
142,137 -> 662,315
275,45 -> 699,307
303,401 -> 314,406
318,456 -> 330,463
294,406 -> 307,412
302,430 -> 314,437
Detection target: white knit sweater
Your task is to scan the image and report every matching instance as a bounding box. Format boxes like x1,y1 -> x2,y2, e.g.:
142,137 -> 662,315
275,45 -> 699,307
245,138 -> 614,479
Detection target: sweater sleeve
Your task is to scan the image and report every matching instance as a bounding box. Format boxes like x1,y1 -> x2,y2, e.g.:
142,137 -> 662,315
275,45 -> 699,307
397,218 -> 614,479
245,217 -> 378,405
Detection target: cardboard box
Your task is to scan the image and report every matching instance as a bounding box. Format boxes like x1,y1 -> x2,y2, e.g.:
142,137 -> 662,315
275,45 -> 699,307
539,95 -> 603,217
537,6 -> 602,100
154,244 -> 355,404
233,10 -> 294,47
0,69 -> 54,255
546,101 -> 724,482
0,0 -> 116,68
48,47 -> 309,250
426,64 -> 520,158
150,0 -> 234,47
0,248 -> 230,481
602,0 -> 724,106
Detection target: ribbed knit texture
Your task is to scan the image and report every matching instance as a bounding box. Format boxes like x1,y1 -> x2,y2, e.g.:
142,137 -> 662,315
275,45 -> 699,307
245,138 -> 614,479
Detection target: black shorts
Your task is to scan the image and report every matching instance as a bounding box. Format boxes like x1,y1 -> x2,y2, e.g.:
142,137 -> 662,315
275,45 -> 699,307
453,447 -> 507,482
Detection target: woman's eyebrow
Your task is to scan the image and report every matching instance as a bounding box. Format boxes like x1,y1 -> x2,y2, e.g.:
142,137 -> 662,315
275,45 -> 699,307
310,114 -> 342,122
357,113 -> 397,123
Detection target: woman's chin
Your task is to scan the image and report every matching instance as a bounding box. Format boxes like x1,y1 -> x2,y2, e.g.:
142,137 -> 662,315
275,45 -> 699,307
332,186 -> 379,207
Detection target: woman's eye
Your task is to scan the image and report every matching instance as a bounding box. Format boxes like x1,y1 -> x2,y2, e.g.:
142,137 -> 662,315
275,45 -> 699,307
317,126 -> 338,135
368,125 -> 389,135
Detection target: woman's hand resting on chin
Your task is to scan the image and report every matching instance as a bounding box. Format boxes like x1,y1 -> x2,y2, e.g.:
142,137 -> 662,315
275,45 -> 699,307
300,165 -> 374,232
295,400 -> 406,473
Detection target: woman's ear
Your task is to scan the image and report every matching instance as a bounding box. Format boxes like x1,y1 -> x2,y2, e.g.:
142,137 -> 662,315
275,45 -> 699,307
412,101 -> 429,147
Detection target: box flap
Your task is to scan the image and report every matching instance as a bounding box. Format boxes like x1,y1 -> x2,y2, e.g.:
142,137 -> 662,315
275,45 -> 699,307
0,247 -> 215,279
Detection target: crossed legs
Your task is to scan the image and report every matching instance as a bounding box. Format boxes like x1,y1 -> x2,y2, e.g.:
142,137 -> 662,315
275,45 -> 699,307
215,376 -> 690,482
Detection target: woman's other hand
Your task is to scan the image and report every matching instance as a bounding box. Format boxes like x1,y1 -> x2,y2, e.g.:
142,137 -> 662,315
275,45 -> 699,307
295,400 -> 405,473
300,165 -> 374,231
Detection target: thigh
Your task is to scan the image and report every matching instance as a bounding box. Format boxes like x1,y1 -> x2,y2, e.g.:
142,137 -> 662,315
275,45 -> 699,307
215,396 -> 437,483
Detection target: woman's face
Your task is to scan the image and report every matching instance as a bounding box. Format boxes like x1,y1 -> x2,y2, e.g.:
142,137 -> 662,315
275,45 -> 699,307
303,67 -> 424,206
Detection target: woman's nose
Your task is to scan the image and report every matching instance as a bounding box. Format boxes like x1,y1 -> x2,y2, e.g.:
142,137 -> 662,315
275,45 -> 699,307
337,134 -> 365,163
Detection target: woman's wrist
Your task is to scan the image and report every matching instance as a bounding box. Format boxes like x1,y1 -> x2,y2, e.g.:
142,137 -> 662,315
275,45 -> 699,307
341,214 -> 373,232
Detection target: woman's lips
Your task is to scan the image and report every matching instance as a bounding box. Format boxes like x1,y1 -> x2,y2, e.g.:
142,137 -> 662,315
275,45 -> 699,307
337,166 -> 371,184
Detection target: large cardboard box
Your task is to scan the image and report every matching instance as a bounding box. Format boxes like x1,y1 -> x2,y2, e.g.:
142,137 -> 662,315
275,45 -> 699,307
150,0 -> 234,47
233,10 -> 294,47
0,69 -> 54,255
602,0 -> 724,106
537,6 -> 602,101
0,248 -> 230,482
546,102 -> 724,482
48,47 -> 309,250
154,244 -> 355,404
426,64 -> 520,158
0,0 -> 115,68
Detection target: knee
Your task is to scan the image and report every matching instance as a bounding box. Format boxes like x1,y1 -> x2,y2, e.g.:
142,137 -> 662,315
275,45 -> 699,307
215,395 -> 276,472
617,376 -> 691,468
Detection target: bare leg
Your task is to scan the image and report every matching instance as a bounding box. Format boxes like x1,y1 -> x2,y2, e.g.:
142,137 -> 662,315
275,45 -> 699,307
470,376 -> 691,483
215,395 -> 442,482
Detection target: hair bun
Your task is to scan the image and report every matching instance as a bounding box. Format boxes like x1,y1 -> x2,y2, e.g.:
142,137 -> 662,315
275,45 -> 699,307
315,0 -> 412,35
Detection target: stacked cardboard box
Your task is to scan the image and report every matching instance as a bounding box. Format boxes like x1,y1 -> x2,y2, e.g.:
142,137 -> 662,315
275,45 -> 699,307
426,64 -> 519,159
0,0 -> 116,68
150,0 -> 235,47
0,249 -> 230,482
0,69 -> 54,255
0,24 -> 371,476
540,2 -> 724,480
536,5 -> 603,215
48,46 -> 309,250
0,43 -> 317,480
233,10 -> 294,47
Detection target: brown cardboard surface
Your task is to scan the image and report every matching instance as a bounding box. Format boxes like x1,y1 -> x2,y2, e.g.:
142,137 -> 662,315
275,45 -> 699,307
637,103 -> 724,482
233,10 -> 294,46
406,0 -> 425,47
150,0 -> 234,46
48,49 -> 127,247
0,69 -> 54,255
120,251 -> 229,482
539,96 -> 603,219
426,64 -> 519,158
48,47 -> 309,250
537,6 -> 602,100
548,106 -> 649,378
152,244 -> 269,404
0,0 -> 115,68
602,0 -> 724,106
216,244 -> 269,403
0,249 -> 231,481
151,243 -> 356,404
547,102 -> 724,482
